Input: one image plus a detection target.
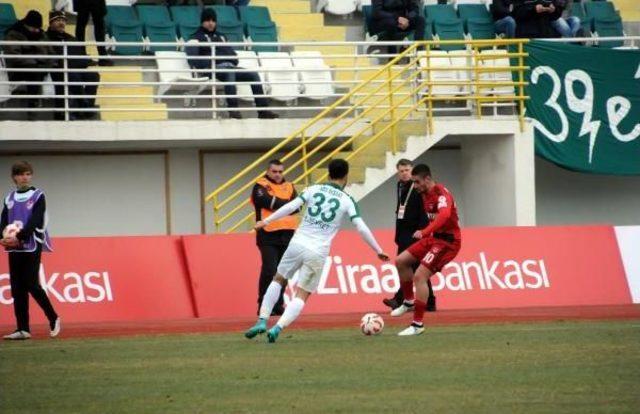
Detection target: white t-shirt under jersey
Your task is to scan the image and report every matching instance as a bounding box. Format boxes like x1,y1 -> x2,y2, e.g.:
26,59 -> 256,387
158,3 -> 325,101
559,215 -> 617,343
290,183 -> 360,255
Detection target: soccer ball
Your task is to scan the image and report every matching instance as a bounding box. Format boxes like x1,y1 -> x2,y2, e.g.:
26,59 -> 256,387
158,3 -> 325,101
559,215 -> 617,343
360,313 -> 384,336
2,223 -> 21,239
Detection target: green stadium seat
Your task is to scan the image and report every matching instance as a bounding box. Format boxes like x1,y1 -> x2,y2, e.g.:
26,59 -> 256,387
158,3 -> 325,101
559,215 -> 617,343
207,5 -> 241,27
467,19 -> 496,40
584,1 -> 618,31
247,21 -> 278,52
178,23 -> 200,40
218,22 -> 246,49
105,5 -> 138,31
136,5 -> 172,25
457,3 -> 492,30
424,4 -> 457,23
594,15 -> 625,48
238,6 -> 272,34
0,3 -> 17,41
170,5 -> 200,26
570,1 -> 591,35
434,19 -> 466,51
110,21 -> 144,55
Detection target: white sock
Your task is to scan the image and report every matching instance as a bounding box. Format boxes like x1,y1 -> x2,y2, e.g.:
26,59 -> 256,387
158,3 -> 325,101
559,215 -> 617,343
276,297 -> 305,329
259,281 -> 282,319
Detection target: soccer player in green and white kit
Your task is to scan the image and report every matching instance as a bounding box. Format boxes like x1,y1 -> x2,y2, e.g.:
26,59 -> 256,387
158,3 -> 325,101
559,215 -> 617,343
244,159 -> 389,343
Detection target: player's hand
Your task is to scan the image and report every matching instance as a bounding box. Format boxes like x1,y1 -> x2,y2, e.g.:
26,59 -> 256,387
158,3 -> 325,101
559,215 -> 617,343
254,221 -> 266,231
0,237 -> 19,248
377,252 -> 390,262
412,230 -> 423,240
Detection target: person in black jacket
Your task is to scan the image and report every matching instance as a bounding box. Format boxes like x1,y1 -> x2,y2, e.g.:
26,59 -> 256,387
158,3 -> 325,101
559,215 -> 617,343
383,159 -> 436,312
46,11 -> 100,120
513,0 -> 561,38
491,0 -> 516,38
73,0 -> 112,66
371,0 -> 426,43
251,160 -> 298,316
186,9 -> 278,119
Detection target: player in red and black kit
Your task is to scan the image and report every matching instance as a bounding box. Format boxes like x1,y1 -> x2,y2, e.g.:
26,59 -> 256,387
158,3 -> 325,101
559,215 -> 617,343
392,164 -> 462,336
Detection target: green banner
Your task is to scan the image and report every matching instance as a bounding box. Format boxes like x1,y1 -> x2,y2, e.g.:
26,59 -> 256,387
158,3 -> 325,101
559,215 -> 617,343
524,40 -> 640,175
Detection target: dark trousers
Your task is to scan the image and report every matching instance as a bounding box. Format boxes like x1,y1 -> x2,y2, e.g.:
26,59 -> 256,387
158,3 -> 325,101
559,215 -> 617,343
8,72 -> 46,112
215,68 -> 269,110
257,243 -> 288,312
392,239 -> 434,304
373,15 -> 426,42
75,7 -> 107,56
51,71 -> 100,119
8,249 -> 58,332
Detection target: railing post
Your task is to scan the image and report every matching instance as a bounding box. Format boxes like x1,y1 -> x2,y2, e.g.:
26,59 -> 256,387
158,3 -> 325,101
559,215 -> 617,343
63,44 -> 69,121
387,65 -> 397,154
211,48 -> 218,119
517,40 -> 526,132
213,194 -> 220,232
425,43 -> 434,135
473,45 -> 482,119
301,129 -> 309,186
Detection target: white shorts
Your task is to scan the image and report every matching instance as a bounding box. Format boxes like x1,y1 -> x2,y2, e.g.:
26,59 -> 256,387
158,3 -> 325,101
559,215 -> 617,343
276,242 -> 327,293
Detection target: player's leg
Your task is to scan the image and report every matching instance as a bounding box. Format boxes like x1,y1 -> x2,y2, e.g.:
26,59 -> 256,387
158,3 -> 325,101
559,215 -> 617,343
390,248 -> 421,317
398,264 -> 432,336
267,288 -> 311,343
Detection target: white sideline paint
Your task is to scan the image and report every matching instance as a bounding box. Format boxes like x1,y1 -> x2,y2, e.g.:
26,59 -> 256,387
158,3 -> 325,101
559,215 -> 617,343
615,226 -> 640,303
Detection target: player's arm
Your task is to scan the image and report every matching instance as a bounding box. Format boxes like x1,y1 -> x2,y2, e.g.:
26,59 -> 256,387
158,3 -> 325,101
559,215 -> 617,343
349,198 -> 388,261
254,196 -> 305,230
416,193 -> 453,238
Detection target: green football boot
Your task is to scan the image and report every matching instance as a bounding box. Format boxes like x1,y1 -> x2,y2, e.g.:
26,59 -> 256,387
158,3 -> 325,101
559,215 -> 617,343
244,318 -> 267,339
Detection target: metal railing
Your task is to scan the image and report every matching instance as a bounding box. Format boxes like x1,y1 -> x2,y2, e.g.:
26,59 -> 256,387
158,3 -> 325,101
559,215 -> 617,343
202,38 -> 532,233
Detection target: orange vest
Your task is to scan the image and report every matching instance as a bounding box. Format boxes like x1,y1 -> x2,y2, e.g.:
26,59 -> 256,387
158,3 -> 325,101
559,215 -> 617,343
253,177 -> 298,232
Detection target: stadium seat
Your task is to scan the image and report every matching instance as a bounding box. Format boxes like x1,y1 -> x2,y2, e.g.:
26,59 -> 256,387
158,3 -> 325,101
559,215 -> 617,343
247,22 -> 278,52
135,5 -> 177,52
110,21 -> 145,55
238,6 -> 273,33
476,49 -> 514,97
594,15 -> 625,48
235,50 -> 264,102
105,5 -> 138,31
424,4 -> 458,23
457,3 -> 492,30
136,5 -> 172,25
0,52 -> 16,103
569,1 -> 591,35
208,5 -> 242,27
448,50 -> 472,95
317,0 -> 358,16
0,3 -> 17,41
217,22 -> 246,49
418,50 -> 459,96
258,52 -> 301,102
584,0 -> 618,31
177,23 -> 200,40
434,19 -> 466,50
466,19 -> 496,40
170,6 -> 200,39
291,51 -> 334,101
155,50 -> 209,97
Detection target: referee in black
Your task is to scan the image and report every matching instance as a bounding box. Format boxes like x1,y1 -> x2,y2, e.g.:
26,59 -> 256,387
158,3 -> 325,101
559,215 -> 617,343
383,159 -> 436,311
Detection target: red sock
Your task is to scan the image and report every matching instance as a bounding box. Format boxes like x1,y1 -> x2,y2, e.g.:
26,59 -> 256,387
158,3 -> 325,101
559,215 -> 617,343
401,280 -> 414,302
413,300 -> 426,325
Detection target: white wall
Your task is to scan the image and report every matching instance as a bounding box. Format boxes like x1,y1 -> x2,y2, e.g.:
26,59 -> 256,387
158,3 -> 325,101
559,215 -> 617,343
536,157 -> 640,226
0,154 -> 167,237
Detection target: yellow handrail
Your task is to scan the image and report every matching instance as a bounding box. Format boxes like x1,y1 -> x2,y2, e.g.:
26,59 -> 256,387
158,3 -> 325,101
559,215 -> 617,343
205,38 -> 530,233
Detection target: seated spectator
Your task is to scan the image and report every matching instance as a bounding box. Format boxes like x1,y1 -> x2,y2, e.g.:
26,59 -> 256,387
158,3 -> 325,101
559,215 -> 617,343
512,0 -> 559,39
186,9 -> 278,119
491,0 -> 516,38
2,10 -> 56,118
371,0 -> 426,44
550,0 -> 581,38
46,11 -> 101,120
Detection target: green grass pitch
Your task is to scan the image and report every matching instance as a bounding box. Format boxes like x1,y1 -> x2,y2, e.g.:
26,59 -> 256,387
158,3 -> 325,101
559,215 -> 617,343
1,320 -> 639,413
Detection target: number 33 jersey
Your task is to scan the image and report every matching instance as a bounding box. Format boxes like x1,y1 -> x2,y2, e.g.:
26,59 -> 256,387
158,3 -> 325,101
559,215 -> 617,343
293,183 -> 361,255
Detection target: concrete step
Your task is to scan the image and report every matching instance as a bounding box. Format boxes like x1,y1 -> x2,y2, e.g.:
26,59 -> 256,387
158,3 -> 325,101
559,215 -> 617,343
97,67 -> 144,85
251,0 -> 310,14
97,86 -> 154,106
99,103 -> 168,121
272,13 -> 324,28
279,26 -> 346,42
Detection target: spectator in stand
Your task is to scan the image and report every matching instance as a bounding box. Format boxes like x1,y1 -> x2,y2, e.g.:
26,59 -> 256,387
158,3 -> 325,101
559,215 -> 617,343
2,10 -> 55,119
491,0 -> 516,38
186,9 -> 278,119
74,0 -> 112,66
46,11 -> 101,121
371,0 -> 426,48
550,0 -> 581,38
513,0 -> 558,39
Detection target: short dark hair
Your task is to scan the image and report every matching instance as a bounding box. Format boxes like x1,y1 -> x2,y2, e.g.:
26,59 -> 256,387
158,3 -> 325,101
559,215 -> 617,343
11,161 -> 33,177
328,159 -> 349,180
268,159 -> 283,168
411,163 -> 431,178
396,159 -> 413,168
